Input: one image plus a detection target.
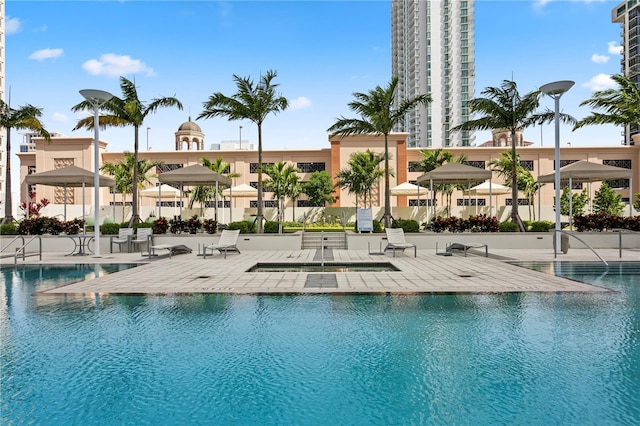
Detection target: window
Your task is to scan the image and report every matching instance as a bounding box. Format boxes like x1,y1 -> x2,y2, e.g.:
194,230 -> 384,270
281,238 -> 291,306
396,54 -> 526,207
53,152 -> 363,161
520,160 -> 534,171
204,200 -> 231,208
505,198 -> 530,206
464,160 -> 486,169
27,166 -> 36,175
157,164 -> 183,174
296,162 -> 326,173
250,162 -> 274,173
250,200 -> 278,208
457,198 -> 486,206
409,199 -> 434,207
297,200 -> 324,207
605,179 -> 630,189
408,162 -> 421,172
602,159 -> 631,169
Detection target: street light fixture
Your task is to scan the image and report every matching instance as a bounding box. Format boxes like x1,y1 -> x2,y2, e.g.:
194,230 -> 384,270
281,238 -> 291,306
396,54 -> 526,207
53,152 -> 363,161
239,125 -> 243,150
79,89 -> 113,258
146,127 -> 151,151
539,80 -> 574,257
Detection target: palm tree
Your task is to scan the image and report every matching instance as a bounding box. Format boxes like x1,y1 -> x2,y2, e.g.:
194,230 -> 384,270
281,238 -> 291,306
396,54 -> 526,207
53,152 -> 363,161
1,100 -> 50,223
451,80 -> 574,231
101,152 -> 162,222
327,77 -> 431,228
263,161 -> 301,233
336,150 -> 385,209
198,70 -> 288,233
72,76 -> 183,226
574,74 -> 640,144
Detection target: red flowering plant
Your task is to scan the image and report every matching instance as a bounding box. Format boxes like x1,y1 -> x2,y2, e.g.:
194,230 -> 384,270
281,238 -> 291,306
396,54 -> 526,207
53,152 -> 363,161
19,191 -> 50,218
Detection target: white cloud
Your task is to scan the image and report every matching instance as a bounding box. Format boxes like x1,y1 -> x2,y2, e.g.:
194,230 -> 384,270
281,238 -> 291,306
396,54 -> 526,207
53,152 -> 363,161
289,96 -> 312,110
6,16 -> 21,34
51,112 -> 68,123
583,73 -> 616,91
591,53 -> 609,64
608,41 -> 622,55
82,53 -> 155,78
28,48 -> 63,61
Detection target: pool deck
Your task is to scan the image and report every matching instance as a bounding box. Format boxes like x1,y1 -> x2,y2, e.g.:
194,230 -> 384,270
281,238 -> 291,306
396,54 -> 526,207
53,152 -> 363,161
24,247 -> 638,295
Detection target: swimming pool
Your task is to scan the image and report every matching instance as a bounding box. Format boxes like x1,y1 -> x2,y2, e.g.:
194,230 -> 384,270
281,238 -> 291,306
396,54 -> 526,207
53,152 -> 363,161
1,263 -> 638,424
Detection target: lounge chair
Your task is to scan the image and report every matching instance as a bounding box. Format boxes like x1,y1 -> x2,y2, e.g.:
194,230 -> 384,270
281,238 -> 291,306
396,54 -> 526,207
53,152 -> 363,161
131,228 -> 153,255
437,242 -> 488,257
384,228 -> 417,257
110,228 -> 133,253
147,244 -> 192,259
203,229 -> 241,259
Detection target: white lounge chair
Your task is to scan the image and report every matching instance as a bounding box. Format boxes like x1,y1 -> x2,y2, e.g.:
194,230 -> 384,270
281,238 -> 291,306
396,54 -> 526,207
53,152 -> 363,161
203,229 -> 241,259
110,228 -> 133,253
384,228 -> 417,257
131,228 -> 153,255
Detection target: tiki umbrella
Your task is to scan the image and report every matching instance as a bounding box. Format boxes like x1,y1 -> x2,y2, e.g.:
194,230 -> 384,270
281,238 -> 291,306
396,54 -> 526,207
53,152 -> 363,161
466,181 -> 511,216
391,182 -> 429,222
140,184 -> 181,218
221,183 -> 258,223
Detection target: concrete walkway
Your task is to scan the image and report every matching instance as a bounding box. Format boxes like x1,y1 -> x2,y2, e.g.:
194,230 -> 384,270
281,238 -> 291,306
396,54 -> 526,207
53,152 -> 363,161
26,247 -> 638,296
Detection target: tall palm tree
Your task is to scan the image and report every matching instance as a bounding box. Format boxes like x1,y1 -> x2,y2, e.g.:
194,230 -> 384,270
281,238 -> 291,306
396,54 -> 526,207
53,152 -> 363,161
101,152 -> 162,222
198,70 -> 288,233
263,161 -> 301,233
72,76 -> 182,226
574,74 -> 640,144
1,100 -> 50,224
451,80 -> 574,231
327,77 -> 431,228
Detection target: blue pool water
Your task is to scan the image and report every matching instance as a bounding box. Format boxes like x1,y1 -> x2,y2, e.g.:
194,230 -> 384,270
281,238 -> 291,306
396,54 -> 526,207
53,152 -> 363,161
1,263 -> 639,425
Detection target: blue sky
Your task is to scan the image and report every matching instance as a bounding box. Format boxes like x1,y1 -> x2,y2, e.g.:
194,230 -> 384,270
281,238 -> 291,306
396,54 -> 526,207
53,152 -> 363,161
5,0 -> 626,165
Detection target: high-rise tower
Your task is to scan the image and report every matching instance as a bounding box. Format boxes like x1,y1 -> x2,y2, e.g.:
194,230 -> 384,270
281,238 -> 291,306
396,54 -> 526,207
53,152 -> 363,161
612,0 -> 639,145
392,0 -> 475,148
0,0 -> 6,204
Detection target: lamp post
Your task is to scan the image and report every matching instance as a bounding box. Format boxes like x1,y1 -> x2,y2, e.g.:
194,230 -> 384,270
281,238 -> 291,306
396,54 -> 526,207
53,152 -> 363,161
146,127 -> 151,151
80,89 -> 113,258
239,125 -> 243,150
539,80 -> 574,257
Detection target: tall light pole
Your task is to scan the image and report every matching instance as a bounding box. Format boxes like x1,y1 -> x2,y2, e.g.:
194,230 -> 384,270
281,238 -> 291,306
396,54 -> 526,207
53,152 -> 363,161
80,89 -> 113,258
239,125 -> 242,150
146,127 -> 151,151
539,80 -> 574,257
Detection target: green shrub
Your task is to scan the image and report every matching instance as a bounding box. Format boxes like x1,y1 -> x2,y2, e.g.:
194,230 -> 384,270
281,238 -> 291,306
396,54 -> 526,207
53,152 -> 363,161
0,223 -> 17,235
391,218 -> 420,233
263,221 -> 280,233
226,221 -> 251,234
499,221 -> 519,232
528,221 -> 552,232
133,222 -> 153,230
101,222 -> 122,235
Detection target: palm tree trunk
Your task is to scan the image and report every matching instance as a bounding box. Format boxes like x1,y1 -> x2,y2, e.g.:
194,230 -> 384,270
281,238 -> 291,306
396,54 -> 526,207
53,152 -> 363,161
510,130 -> 525,231
383,134 -> 391,228
129,126 -> 141,226
256,123 -> 264,233
2,128 -> 13,223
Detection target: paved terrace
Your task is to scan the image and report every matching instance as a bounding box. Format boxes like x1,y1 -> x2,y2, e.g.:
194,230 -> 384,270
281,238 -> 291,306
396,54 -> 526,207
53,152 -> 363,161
28,247 -> 639,296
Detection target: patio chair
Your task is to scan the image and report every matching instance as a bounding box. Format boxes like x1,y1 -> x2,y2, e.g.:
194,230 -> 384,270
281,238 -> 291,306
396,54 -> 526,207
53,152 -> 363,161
110,228 -> 133,253
384,228 -> 417,257
203,229 -> 241,259
131,228 -> 153,255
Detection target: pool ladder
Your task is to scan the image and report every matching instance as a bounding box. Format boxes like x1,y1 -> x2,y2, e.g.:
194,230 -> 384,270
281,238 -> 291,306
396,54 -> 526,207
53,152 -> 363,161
0,235 -> 42,264
555,230 -> 608,267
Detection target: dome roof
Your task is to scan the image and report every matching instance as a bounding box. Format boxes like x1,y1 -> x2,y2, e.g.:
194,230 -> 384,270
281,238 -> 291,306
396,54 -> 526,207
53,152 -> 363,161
178,117 -> 202,132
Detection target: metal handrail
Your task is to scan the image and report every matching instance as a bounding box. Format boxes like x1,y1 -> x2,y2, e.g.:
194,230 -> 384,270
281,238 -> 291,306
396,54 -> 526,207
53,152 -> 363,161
1,235 -> 25,254
555,230 -> 608,267
15,235 -> 42,264
611,228 -> 640,258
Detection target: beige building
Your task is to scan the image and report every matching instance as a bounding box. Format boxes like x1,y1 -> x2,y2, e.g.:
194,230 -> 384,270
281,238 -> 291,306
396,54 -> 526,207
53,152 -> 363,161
17,122 -> 639,224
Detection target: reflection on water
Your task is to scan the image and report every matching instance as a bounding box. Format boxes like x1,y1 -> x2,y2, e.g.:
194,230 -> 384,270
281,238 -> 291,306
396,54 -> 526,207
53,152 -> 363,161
1,263 -> 639,425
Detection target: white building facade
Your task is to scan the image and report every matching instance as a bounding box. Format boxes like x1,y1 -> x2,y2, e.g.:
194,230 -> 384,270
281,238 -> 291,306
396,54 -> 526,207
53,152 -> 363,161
392,0 -> 475,148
